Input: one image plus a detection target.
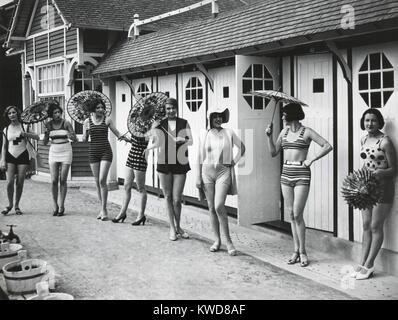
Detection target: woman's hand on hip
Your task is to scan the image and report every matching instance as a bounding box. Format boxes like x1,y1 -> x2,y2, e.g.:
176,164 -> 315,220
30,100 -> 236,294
303,159 -> 313,167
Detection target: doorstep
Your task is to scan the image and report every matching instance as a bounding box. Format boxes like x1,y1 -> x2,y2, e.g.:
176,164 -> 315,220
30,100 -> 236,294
80,186 -> 398,300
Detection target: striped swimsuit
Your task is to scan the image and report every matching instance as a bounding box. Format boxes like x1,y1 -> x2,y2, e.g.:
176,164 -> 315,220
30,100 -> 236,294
280,126 -> 311,187
88,116 -> 113,163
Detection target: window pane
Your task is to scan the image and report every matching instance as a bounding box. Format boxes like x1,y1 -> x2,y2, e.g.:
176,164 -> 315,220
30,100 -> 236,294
264,80 -> 273,90
243,66 -> 252,78
185,90 -> 190,100
243,80 -> 252,94
370,92 -> 381,108
192,102 -> 197,112
244,95 -> 252,108
223,86 -> 229,98
358,74 -> 368,90
382,53 -> 393,69
192,89 -> 196,100
370,73 -> 381,89
360,92 -> 369,105
313,78 -> 324,93
369,53 -> 381,70
253,64 -> 263,78
254,80 -> 263,90
198,89 -> 203,100
197,79 -> 202,88
359,56 -> 368,72
264,66 -> 272,79
383,91 -> 393,106
383,71 -> 394,88
191,77 -> 196,87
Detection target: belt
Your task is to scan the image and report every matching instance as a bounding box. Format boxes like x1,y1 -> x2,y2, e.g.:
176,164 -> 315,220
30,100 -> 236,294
51,141 -> 70,144
284,160 -> 303,165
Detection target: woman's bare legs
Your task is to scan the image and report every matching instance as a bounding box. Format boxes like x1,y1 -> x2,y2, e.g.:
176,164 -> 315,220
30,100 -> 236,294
99,160 -> 112,218
89,162 -> 101,202
159,172 -> 177,239
363,203 -> 392,270
293,185 -> 310,255
281,185 -> 299,253
116,168 -> 135,219
359,209 -> 372,270
204,183 -> 221,250
134,170 -> 147,220
5,163 -> 17,208
213,182 -> 234,253
49,162 -> 61,211
59,164 -> 71,212
14,164 -> 28,210
172,174 -> 187,235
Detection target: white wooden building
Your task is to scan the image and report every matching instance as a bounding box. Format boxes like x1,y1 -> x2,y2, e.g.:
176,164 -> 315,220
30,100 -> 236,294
93,0 -> 398,274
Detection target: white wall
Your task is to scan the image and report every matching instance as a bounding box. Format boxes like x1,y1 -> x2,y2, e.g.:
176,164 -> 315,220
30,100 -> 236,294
352,41 -> 398,252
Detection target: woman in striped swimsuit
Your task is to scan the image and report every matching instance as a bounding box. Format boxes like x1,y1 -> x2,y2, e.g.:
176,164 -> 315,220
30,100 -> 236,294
112,131 -> 149,225
83,98 -> 128,221
43,103 -> 77,216
266,103 -> 332,267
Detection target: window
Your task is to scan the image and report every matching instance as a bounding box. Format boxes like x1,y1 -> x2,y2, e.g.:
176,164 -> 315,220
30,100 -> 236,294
242,64 -> 273,110
122,94 -> 126,102
223,86 -> 229,98
37,62 -> 64,95
358,52 -> 394,108
137,83 -> 151,98
313,78 -> 324,93
185,77 -> 203,112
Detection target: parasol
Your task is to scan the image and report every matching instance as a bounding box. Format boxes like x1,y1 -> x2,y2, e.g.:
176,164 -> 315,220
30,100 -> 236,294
341,168 -> 382,210
66,90 -> 112,124
20,99 -> 59,124
127,92 -> 167,136
250,89 -> 308,124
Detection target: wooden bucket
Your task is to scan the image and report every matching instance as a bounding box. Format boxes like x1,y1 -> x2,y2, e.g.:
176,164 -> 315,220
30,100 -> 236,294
0,243 -> 23,271
2,256 -> 49,295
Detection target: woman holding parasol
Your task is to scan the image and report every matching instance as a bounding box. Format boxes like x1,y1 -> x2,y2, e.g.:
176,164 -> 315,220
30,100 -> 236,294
350,109 -> 396,280
144,97 -> 193,241
265,102 -> 332,267
82,96 -> 129,221
43,102 -> 77,216
112,92 -> 167,225
1,106 -> 39,215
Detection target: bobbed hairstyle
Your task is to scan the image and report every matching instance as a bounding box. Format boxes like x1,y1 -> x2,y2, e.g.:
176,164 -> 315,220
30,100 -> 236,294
282,103 -> 305,122
47,102 -> 63,118
165,97 -> 178,109
3,105 -> 21,123
87,97 -> 106,113
360,108 -> 385,130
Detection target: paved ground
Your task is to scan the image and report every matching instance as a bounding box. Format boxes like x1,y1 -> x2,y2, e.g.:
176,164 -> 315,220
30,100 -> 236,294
0,180 -> 356,300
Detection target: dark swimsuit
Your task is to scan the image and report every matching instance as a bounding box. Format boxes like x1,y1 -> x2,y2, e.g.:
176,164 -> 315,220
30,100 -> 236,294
280,126 -> 311,187
126,135 -> 148,172
88,116 -> 113,163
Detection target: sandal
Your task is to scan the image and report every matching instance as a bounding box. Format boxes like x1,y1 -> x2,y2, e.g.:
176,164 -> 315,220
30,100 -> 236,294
287,251 -> 300,264
299,253 -> 309,267
15,208 -> 23,215
1,206 -> 12,215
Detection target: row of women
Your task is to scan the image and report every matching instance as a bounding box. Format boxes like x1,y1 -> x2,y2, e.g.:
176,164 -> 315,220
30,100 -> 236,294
1,98 -> 396,280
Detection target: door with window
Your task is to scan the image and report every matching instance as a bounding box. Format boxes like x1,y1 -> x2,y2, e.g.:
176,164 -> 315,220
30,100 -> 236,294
295,54 -> 334,232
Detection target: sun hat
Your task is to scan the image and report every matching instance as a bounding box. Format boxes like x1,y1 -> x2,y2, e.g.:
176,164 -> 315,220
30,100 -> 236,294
207,106 -> 230,124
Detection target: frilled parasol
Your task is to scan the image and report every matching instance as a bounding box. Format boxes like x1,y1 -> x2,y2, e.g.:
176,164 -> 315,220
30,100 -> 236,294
66,90 -> 112,124
341,169 -> 382,210
20,99 -> 59,124
127,92 -> 167,136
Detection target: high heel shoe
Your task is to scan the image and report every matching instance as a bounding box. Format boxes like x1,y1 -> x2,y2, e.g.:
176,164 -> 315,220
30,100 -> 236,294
287,251 -> 300,265
131,216 -> 146,226
226,243 -> 237,256
356,266 -> 374,280
112,214 -> 127,223
58,208 -> 65,216
351,265 -> 364,278
1,206 -> 12,215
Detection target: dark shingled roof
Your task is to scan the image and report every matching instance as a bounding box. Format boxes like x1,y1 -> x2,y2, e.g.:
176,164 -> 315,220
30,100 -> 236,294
93,0 -> 398,76
54,0 -> 247,31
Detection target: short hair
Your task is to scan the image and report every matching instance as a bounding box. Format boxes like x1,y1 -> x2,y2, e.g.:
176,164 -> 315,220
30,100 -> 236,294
3,105 -> 21,123
165,98 -> 178,109
360,108 -> 385,130
47,101 -> 63,118
282,103 -> 305,121
86,97 -> 106,113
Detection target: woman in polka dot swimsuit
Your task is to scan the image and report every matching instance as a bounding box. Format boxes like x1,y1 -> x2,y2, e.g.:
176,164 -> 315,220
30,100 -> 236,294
352,108 -> 396,280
